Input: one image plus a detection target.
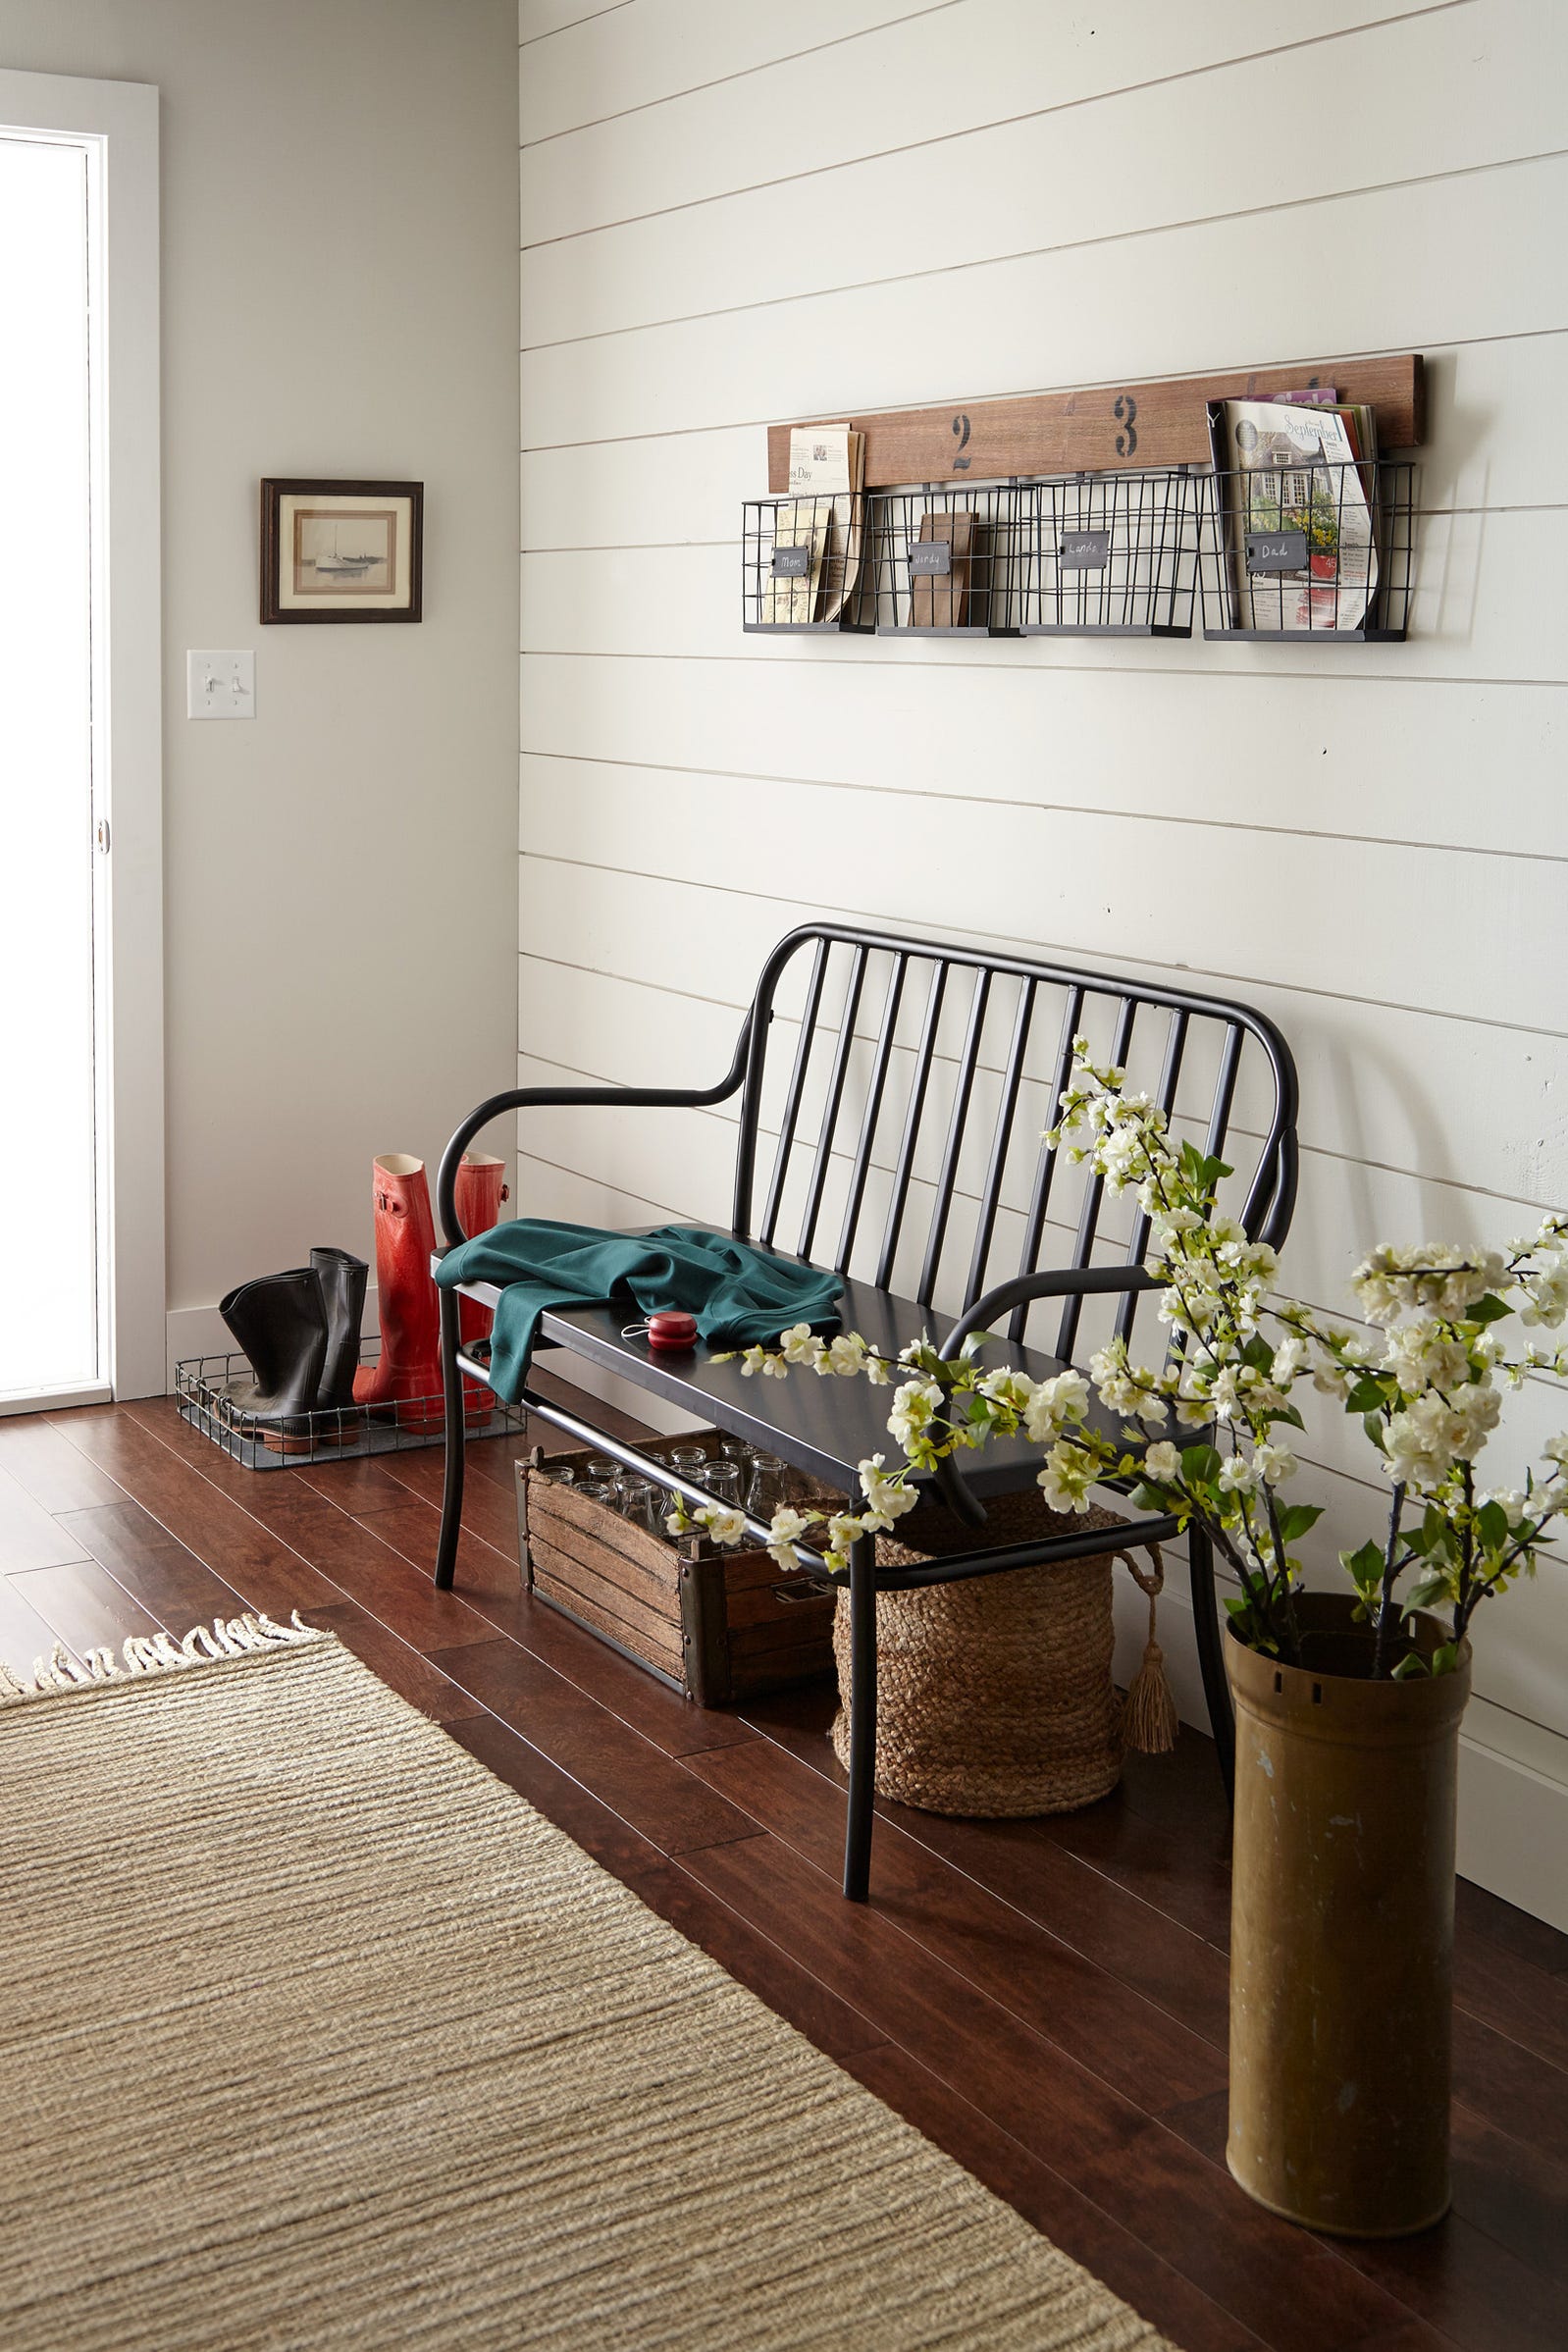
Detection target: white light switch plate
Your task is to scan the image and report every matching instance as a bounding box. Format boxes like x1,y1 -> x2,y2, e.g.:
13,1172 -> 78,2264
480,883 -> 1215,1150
186,649 -> 255,720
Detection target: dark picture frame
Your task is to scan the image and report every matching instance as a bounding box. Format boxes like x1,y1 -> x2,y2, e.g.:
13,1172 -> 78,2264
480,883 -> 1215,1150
260,478 -> 423,623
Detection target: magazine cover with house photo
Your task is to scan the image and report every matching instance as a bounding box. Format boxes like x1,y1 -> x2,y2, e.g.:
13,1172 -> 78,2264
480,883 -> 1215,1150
1207,399 -> 1378,631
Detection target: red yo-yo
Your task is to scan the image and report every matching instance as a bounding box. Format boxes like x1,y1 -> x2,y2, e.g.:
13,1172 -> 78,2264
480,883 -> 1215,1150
646,1310 -> 698,1354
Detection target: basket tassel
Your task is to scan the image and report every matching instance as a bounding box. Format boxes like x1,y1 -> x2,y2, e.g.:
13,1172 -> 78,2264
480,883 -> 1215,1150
1119,1545 -> 1178,1755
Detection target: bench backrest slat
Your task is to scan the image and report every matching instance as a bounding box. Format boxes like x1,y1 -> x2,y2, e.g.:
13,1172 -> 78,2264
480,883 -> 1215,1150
874,959 -> 948,1291
796,944 -> 868,1262
918,966 -> 992,1307
1113,1007 -> 1190,1348
966,976 -> 1036,1311
837,953 -> 909,1272
1056,995 -> 1135,1361
733,924 -> 1298,1362
759,934 -> 828,1245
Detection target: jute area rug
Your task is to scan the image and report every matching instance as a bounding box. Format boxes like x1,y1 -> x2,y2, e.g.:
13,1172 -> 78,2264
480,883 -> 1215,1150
0,1619 -> 1173,2351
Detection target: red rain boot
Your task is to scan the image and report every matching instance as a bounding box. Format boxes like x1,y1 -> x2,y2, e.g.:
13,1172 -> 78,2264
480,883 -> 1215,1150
453,1151 -> 509,1422
353,1155 -> 444,1428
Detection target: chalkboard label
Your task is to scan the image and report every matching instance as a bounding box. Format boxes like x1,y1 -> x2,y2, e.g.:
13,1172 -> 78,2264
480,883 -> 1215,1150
908,540 -> 953,576
770,544 -> 811,578
1059,529 -> 1110,569
1246,529 -> 1309,575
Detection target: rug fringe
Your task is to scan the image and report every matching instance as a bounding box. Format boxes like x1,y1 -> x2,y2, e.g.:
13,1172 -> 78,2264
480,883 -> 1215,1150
0,1612 -> 322,1704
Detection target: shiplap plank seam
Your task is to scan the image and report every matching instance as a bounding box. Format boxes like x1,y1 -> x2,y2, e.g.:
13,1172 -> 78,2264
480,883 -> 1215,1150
519,323 -> 1568,453
517,751 -> 1568,869
519,149 -> 1568,354
516,851 -> 1568,1046
521,1 -> 968,145
508,1026 -> 1568,1222
519,1 -> 1468,239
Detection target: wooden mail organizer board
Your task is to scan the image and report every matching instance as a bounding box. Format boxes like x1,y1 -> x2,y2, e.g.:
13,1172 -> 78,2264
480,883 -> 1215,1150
766,354 -> 1425,492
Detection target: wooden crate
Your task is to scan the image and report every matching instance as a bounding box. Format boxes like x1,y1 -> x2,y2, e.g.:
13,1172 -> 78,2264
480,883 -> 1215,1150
516,1435 -> 837,1706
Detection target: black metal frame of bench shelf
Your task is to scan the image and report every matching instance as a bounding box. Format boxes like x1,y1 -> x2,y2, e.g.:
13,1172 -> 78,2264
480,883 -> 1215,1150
432,922 -> 1299,1902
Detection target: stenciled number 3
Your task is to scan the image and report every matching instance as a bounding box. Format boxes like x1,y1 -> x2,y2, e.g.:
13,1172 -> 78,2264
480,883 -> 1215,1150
1114,392 -> 1137,457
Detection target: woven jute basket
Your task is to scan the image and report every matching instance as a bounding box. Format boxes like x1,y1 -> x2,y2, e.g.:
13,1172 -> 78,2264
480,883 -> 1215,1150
829,1489 -> 1174,1818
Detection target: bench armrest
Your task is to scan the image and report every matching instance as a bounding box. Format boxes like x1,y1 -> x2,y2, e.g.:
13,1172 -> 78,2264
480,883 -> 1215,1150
931,1263 -> 1160,1526
435,1017 -> 752,1246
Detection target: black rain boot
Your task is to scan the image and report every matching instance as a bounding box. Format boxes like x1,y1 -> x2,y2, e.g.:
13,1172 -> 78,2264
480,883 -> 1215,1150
310,1245 -> 368,1437
219,1268 -> 329,1451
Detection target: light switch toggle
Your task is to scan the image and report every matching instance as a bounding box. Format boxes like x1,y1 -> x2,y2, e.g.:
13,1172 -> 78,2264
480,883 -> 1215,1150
187,650 -> 255,720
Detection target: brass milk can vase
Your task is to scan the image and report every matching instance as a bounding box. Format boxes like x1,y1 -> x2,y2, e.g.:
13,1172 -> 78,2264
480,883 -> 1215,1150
1225,1594 -> 1472,2237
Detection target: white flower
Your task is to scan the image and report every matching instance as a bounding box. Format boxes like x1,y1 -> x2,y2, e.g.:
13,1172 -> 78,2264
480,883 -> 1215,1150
825,1332 -> 869,1377
889,1378 -> 944,1453
1272,1334 -> 1308,1384
823,1511 -> 872,1571
864,1353 -> 894,1386
1379,1385 -> 1497,1487
1353,1245 -> 1508,1328
977,1367 -> 1035,1414
1544,1434 -> 1568,1468
1479,1489 -> 1528,1530
1089,1346 -> 1168,1425
781,1323 -> 822,1365
859,1454 -> 915,1526
1522,1256 -> 1568,1329
1218,1454 -> 1257,1494
1142,1441 -> 1181,1484
1252,1441 -> 1298,1488
765,1505 -> 813,1570
1021,1369 -> 1089,1442
741,1345 -> 788,1380
1383,1320 -> 1471,1398
1036,1442 -> 1096,1514
701,1505 -> 746,1546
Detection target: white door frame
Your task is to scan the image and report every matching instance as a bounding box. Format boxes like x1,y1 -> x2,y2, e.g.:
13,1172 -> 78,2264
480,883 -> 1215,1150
0,71 -> 164,1406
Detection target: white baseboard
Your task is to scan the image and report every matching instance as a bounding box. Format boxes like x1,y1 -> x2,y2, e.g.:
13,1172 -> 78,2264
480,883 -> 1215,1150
164,1292 -> 380,1394
1113,1568 -> 1568,1935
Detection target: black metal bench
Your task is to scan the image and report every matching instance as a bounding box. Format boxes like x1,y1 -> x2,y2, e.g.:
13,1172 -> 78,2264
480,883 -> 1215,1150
432,922 -> 1299,1900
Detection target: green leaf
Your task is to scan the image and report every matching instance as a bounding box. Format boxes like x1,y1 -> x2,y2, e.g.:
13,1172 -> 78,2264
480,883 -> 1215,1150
1347,1377 -> 1390,1414
1181,1443 -> 1223,1487
1466,1293 -> 1512,1327
1276,1504 -> 1324,1543
1475,1499 -> 1509,1550
1241,1335 -> 1275,1374
1432,1642 -> 1461,1676
1268,1402 -> 1306,1434
1131,1481 -> 1184,1517
1391,1652 -> 1430,1681
1403,1571 -> 1449,1611
1340,1539 -> 1385,1594
1362,1412 -> 1387,1450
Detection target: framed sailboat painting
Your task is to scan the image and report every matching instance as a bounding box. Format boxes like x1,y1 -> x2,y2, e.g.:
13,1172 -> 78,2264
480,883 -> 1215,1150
260,478 -> 423,622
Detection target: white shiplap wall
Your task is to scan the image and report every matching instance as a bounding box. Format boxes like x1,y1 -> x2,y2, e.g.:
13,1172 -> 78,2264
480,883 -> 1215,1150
518,0 -> 1568,1926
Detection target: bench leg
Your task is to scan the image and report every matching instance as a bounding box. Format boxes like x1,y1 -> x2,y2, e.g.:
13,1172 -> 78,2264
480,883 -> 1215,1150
1187,1522 -> 1234,1803
435,1288 -> 466,1592
842,1532 -> 877,1903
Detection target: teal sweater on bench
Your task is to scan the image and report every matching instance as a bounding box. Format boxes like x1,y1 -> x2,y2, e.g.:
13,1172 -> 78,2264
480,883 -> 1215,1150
433,1221 -> 843,1404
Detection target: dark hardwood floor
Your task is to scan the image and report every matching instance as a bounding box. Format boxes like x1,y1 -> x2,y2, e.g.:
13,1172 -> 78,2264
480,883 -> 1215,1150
2,1388 -> 1563,2352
